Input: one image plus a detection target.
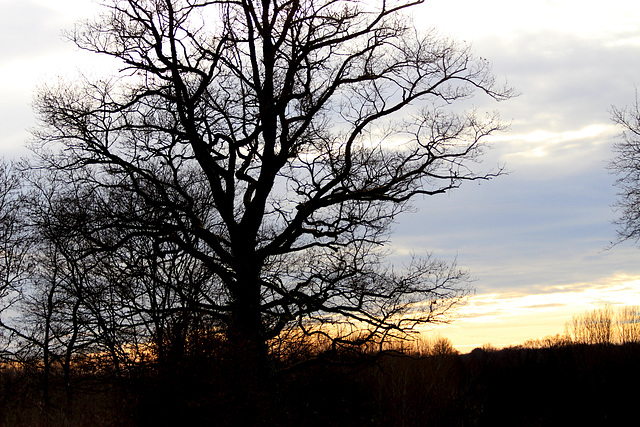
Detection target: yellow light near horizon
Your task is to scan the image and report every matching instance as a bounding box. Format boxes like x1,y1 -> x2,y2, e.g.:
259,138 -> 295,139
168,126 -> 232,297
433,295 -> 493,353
428,274 -> 640,353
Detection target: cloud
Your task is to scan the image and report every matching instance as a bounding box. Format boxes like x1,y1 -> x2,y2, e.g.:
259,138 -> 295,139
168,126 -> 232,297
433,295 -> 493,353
523,303 -> 566,309
487,124 -> 617,179
416,0 -> 640,46
397,1 -> 640,348
0,1 -> 61,61
480,32 -> 640,129
0,1 -> 116,154
389,157 -> 636,293
386,15 -> 640,297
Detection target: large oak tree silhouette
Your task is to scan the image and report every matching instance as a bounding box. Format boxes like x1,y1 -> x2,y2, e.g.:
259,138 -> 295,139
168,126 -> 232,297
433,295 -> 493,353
31,0 -> 512,372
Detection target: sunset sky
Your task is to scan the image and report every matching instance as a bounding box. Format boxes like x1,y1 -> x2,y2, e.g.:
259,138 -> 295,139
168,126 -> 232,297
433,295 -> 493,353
3,0 -> 640,352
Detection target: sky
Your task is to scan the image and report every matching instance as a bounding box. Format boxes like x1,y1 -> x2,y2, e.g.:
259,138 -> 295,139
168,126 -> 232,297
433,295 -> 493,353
2,0 -> 640,351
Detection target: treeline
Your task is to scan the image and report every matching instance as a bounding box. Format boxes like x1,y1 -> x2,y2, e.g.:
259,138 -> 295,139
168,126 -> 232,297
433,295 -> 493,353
3,307 -> 640,425
520,305 -> 640,348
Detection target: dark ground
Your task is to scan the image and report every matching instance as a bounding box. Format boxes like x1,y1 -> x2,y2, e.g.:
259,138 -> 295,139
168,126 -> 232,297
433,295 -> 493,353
2,342 -> 640,426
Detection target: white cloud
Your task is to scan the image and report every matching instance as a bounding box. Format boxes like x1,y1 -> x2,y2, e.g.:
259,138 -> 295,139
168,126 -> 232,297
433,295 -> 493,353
491,124 -> 617,177
0,1 -> 117,155
415,0 -> 640,43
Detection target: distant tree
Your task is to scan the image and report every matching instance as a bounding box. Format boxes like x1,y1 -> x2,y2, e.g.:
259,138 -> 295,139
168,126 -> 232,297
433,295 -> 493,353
521,334 -> 571,349
31,0 -> 512,374
564,305 -> 640,345
615,305 -> 640,344
0,161 -> 33,362
566,306 -> 614,345
610,97 -> 640,244
22,170 -> 216,374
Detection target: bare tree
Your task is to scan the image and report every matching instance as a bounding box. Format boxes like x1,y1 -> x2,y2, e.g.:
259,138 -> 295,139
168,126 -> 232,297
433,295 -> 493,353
0,161 -> 33,361
610,97 -> 640,244
564,305 -> 640,345
615,305 -> 640,344
565,306 -> 614,345
31,0 -> 512,368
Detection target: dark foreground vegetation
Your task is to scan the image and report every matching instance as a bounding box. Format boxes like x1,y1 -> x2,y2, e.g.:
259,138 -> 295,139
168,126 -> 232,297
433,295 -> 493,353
2,336 -> 640,426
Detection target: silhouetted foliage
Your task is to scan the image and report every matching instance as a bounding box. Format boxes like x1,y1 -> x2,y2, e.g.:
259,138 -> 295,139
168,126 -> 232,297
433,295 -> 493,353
565,305 -> 640,345
611,97 -> 640,244
23,0 -> 511,368
0,0 -> 517,421
566,305 -> 615,345
4,335 -> 640,426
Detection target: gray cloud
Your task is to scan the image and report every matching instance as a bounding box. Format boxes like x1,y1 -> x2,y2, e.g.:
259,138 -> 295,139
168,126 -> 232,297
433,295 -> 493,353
384,21 -> 640,300
476,32 -> 640,132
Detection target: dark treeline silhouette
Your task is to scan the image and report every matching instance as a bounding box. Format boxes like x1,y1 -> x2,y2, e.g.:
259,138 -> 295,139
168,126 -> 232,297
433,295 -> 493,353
3,326 -> 640,426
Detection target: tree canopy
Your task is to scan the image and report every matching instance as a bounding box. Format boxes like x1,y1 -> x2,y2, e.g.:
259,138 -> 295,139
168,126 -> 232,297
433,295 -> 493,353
3,0 -> 512,373
611,98 -> 640,245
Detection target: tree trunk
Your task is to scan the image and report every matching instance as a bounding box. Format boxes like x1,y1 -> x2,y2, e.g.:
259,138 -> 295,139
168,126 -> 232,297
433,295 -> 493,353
224,269 -> 273,424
